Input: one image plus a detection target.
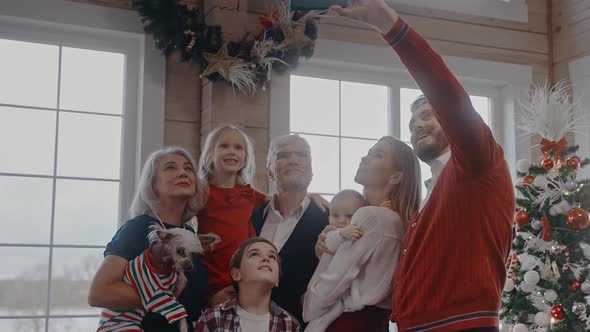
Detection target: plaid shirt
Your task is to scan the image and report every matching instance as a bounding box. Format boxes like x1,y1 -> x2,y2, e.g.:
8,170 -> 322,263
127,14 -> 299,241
195,297 -> 301,332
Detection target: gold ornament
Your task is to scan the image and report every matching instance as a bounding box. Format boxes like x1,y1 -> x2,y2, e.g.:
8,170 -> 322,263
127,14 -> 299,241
201,45 -> 245,82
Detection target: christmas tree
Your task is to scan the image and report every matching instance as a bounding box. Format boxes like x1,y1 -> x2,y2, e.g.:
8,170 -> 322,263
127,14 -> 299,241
500,81 -> 590,332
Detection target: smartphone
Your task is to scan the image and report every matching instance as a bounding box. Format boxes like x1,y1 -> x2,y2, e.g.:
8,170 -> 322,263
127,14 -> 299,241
290,0 -> 349,11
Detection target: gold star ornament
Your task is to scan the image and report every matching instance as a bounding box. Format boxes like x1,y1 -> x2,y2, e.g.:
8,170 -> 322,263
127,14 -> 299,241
201,45 -> 246,82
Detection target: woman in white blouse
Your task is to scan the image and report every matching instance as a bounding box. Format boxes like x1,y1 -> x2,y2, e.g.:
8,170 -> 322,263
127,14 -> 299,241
303,136 -> 421,332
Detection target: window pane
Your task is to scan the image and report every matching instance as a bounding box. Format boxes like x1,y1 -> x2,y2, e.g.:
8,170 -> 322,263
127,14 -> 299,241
54,179 -> 119,245
0,106 -> 56,175
50,248 -> 103,315
0,39 -> 58,108
60,47 -> 124,115
400,88 -> 423,141
0,319 -> 46,332
290,76 -> 339,135
57,112 -> 122,179
321,195 -> 334,202
341,82 -> 388,139
0,247 -> 49,315
470,95 -> 490,125
296,134 -> 339,194
48,318 -> 99,332
0,176 -> 52,244
341,138 -> 377,192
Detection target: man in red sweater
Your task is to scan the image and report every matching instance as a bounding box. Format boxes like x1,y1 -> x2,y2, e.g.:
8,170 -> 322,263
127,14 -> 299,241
333,1 -> 514,331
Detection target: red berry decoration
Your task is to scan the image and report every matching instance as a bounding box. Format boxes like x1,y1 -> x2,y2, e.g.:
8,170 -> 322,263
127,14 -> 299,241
550,305 -> 565,320
566,208 -> 590,231
567,156 -> 581,171
515,210 -> 530,227
522,175 -> 534,187
541,157 -> 554,170
571,280 -> 581,291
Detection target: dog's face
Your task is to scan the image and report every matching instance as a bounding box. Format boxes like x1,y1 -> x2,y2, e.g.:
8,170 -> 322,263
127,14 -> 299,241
148,226 -> 208,271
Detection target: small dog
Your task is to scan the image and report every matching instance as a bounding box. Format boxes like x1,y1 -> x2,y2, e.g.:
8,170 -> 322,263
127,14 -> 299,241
98,225 -> 220,332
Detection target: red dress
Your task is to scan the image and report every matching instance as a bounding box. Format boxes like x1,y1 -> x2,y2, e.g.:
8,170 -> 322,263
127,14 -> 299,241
197,184 -> 267,297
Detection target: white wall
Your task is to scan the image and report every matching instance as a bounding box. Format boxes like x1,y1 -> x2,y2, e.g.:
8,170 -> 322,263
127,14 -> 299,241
569,55 -> 590,178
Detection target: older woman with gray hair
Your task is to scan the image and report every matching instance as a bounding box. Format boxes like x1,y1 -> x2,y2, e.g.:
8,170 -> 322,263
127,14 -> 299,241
88,146 -> 208,331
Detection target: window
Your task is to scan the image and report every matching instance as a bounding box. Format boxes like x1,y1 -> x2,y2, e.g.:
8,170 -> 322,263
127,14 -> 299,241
0,37 -> 128,331
290,75 -> 389,200
290,75 -> 493,200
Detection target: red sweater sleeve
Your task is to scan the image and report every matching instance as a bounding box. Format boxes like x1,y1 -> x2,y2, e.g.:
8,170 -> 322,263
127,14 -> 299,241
383,19 -> 499,174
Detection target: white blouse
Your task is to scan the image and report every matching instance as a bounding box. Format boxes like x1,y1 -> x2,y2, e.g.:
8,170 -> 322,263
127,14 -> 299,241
303,206 -> 405,323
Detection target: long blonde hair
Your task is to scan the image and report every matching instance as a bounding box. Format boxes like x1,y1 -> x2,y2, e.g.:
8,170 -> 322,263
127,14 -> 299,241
198,124 -> 256,186
378,136 -> 422,225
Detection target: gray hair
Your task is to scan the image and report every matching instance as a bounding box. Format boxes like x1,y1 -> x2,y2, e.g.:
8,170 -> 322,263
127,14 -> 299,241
198,124 -> 256,186
266,134 -> 311,168
410,95 -> 429,113
129,146 -> 206,223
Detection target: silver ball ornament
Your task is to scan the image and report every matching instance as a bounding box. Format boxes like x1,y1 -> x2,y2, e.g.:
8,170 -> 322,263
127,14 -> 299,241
534,312 -> 550,327
544,289 -> 558,302
583,245 -> 590,260
531,219 -> 543,230
512,323 -> 528,332
565,180 -> 578,192
504,278 -> 515,292
572,302 -> 587,315
524,271 -> 540,285
581,280 -> 590,294
550,243 -> 562,255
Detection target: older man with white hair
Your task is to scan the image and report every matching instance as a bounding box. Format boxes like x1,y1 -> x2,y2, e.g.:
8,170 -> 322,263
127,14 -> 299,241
251,134 -> 329,327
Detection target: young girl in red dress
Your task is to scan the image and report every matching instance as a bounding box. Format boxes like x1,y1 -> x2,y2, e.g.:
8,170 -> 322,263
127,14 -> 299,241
197,124 -> 268,306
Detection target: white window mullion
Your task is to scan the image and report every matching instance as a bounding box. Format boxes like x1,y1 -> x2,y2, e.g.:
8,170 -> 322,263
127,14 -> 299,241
44,44 -> 63,332
388,82 -> 401,139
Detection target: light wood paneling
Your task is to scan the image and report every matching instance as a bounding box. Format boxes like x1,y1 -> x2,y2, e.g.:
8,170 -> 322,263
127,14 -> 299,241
552,0 -> 590,80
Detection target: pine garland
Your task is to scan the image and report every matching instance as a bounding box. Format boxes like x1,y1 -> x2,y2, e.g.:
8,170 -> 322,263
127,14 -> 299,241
131,0 -> 319,92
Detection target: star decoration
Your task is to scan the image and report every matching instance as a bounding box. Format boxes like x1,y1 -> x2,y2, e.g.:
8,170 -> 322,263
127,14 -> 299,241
201,45 -> 246,82
277,21 -> 313,50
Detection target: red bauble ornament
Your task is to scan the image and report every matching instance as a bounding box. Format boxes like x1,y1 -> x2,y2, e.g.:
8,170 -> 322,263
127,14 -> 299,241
515,210 -> 530,226
567,156 -> 581,171
571,280 -> 581,291
550,305 -> 565,320
541,157 -> 555,170
566,207 -> 590,230
522,175 -> 534,187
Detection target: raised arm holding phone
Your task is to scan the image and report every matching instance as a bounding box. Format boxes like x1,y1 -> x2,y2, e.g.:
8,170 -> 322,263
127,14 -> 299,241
330,1 -> 514,332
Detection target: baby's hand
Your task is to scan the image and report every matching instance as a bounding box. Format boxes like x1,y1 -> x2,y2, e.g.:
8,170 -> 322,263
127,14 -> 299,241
339,225 -> 363,240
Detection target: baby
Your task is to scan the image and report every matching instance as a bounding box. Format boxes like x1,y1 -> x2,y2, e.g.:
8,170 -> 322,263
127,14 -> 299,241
324,189 -> 366,255
303,189 -> 366,332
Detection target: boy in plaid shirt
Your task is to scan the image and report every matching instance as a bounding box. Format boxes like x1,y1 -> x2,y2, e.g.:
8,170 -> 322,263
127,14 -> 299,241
196,237 -> 300,332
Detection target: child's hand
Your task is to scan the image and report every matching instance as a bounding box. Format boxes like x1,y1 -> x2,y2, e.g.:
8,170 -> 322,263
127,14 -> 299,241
339,225 -> 363,240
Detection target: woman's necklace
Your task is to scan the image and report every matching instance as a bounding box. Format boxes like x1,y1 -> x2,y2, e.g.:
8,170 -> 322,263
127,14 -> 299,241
151,210 -> 167,229
379,200 -> 392,208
